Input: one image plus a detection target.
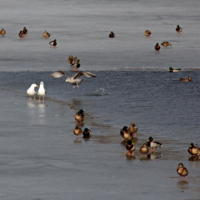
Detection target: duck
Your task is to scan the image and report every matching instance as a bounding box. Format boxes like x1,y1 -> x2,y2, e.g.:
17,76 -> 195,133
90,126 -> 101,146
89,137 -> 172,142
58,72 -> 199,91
154,43 -> 160,53
140,143 -> 149,154
179,76 -> 192,81
23,27 -> 28,35
176,25 -> 182,33
50,71 -> 96,88
68,55 -> 74,64
194,144 -> 200,158
177,163 -> 189,180
49,39 -> 57,47
0,28 -> 6,36
188,143 -> 198,155
38,81 -> 46,101
146,137 -> 162,152
19,30 -> 25,38
144,30 -> 151,37
161,41 -> 172,48
120,126 -> 132,141
126,140 -> 136,156
83,128 -> 92,138
43,31 -> 50,38
27,83 -> 38,100
71,59 -> 81,71
73,126 -> 82,138
168,67 -> 182,72
75,109 -> 84,124
109,31 -> 115,38
128,123 -> 138,137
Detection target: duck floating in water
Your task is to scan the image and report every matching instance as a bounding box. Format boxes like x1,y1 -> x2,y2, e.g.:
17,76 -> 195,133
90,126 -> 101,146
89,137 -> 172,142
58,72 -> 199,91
161,41 -> 172,48
50,71 -> 96,88
83,128 -> 92,138
0,28 -> 6,36
74,126 -> 82,138
154,43 -> 160,53
179,76 -> 192,81
177,163 -> 188,180
23,27 -> 28,36
144,30 -> 151,37
27,83 -> 38,100
109,31 -> 115,38
43,31 -> 50,38
146,137 -> 162,152
168,67 -> 181,72
126,140 -> 136,156
68,56 -> 81,71
128,123 -> 138,137
176,25 -> 182,33
49,39 -> 57,47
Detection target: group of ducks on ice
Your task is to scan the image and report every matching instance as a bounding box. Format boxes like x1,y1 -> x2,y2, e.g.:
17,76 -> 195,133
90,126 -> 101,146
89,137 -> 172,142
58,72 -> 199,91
120,123 -> 200,181
13,25 -> 195,181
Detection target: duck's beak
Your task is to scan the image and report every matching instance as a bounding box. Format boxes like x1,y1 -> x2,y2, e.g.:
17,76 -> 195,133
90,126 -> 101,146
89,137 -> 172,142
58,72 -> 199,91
35,85 -> 39,87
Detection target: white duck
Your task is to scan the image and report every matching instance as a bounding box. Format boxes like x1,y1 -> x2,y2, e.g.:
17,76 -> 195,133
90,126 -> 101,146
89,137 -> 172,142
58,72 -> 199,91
50,71 -> 96,87
27,83 -> 38,100
38,82 -> 46,101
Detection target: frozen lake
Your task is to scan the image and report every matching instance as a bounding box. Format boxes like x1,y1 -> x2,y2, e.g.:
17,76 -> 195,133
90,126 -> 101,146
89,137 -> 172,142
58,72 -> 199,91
0,0 -> 200,199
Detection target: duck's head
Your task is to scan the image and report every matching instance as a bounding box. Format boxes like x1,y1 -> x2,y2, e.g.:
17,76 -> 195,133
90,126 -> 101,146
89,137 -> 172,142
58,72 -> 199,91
156,43 -> 159,46
54,39 -> 57,42
178,163 -> 184,168
123,126 -> 128,130
84,128 -> 89,131
169,67 -> 173,70
189,143 -> 194,148
127,140 -> 133,145
148,137 -> 153,142
79,109 -> 84,114
130,123 -> 135,126
177,25 -> 180,28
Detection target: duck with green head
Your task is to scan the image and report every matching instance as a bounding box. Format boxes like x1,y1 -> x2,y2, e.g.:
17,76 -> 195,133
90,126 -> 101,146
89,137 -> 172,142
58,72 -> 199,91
146,137 -> 162,152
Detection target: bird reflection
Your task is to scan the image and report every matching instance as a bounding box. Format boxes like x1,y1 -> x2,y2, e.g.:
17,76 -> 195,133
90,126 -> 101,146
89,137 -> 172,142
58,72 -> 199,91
74,138 -> 82,144
140,152 -> 162,160
177,180 -> 189,190
27,101 -> 46,125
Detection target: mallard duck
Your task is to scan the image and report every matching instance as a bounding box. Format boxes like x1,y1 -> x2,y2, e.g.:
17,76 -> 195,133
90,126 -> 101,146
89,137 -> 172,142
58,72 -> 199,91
176,25 -> 182,33
71,59 -> 81,71
23,27 -> 28,35
109,31 -> 115,38
38,82 -> 46,101
188,143 -> 198,155
120,126 -> 132,141
154,43 -> 160,53
179,76 -> 192,81
73,126 -> 82,138
140,143 -> 149,154
146,137 -> 162,152
27,83 -> 38,100
0,28 -> 6,36
83,128 -> 92,138
68,55 -> 74,64
144,30 -> 151,37
43,31 -> 50,38
177,163 -> 189,180
161,41 -> 172,47
194,144 -> 200,158
126,140 -> 136,156
168,67 -> 182,72
128,123 -> 138,137
49,39 -> 57,47
19,30 -> 25,38
75,109 -> 84,124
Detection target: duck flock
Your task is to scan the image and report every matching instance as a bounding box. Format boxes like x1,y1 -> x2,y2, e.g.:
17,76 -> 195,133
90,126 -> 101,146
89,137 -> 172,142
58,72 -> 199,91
0,25 -> 197,181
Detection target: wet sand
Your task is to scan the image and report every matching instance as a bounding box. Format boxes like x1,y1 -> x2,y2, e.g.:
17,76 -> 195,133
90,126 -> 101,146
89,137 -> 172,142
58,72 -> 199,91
0,87 -> 199,200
